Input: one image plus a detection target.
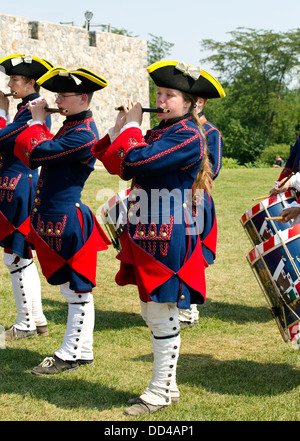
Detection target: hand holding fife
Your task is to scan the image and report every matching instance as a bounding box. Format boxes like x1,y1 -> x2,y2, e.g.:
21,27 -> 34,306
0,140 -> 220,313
29,100 -> 49,123
125,102 -> 143,126
0,91 -> 10,113
269,175 -> 292,196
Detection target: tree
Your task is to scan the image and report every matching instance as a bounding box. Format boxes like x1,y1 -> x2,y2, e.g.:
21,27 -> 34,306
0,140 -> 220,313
200,28 -> 300,163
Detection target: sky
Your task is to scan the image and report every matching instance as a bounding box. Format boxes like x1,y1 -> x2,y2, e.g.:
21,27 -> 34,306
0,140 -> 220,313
1,0 -> 299,73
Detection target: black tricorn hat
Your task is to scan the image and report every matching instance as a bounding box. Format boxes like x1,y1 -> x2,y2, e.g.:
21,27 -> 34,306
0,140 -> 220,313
147,60 -> 225,99
0,54 -> 54,79
36,67 -> 108,93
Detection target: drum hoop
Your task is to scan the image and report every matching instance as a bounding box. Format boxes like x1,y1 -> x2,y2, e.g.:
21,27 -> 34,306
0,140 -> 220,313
241,190 -> 297,224
248,224 -> 300,263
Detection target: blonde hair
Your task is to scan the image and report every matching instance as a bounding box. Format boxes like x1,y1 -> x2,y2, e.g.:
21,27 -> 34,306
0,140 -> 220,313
182,92 -> 214,199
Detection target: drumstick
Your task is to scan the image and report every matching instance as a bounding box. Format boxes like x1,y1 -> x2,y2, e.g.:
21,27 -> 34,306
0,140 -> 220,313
4,92 -> 18,97
45,108 -> 68,114
115,106 -> 170,113
265,216 -> 285,221
252,173 -> 295,201
278,172 -> 294,188
252,195 -> 270,201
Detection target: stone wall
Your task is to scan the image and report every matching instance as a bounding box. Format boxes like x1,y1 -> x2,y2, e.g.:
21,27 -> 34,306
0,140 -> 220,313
0,13 -> 150,135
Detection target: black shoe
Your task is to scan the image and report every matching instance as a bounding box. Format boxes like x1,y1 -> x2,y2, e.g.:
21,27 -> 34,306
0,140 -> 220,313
31,355 -> 78,375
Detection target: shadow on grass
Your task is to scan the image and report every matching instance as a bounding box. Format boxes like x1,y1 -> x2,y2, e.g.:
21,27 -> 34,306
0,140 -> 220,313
0,347 -> 129,412
177,353 -> 300,396
200,300 -> 272,324
133,352 -> 300,397
0,348 -> 298,413
42,297 -> 272,332
41,298 -> 145,330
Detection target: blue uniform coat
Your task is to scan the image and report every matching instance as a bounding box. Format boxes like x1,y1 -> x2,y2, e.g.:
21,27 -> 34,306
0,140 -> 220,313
199,115 -> 224,265
0,93 -> 51,258
92,115 -> 207,308
14,110 -> 110,291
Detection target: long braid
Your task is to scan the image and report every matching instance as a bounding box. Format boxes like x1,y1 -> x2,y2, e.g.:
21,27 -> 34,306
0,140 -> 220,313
181,92 -> 214,202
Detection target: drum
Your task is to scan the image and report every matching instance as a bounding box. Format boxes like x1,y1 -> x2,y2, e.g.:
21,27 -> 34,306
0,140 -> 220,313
100,187 -> 130,251
240,190 -> 297,246
247,224 -> 300,345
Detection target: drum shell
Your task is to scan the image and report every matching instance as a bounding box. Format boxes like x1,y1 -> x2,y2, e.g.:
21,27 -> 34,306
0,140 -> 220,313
247,224 -> 300,343
241,191 -> 297,246
100,188 -> 130,251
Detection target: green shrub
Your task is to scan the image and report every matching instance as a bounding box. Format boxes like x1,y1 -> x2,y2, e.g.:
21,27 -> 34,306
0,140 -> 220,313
260,144 -> 291,166
222,157 -> 240,168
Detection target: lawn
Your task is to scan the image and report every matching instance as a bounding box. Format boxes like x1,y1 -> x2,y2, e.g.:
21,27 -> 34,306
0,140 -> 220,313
0,166 -> 299,422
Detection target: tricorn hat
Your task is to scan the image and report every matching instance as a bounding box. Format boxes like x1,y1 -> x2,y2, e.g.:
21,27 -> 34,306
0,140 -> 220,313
147,60 -> 225,98
0,54 -> 54,79
36,67 -> 108,93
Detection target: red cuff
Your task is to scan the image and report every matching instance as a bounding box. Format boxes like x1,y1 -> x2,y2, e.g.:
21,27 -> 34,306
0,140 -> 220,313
91,133 -> 111,161
14,124 -> 52,167
0,116 -> 7,128
100,127 -> 145,177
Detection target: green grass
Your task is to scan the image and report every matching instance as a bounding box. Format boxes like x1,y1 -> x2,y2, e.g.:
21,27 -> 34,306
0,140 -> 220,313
0,167 -> 299,421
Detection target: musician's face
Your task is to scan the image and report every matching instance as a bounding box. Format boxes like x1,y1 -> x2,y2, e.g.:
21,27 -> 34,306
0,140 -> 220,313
156,87 -> 191,120
8,75 -> 35,99
55,92 -> 87,115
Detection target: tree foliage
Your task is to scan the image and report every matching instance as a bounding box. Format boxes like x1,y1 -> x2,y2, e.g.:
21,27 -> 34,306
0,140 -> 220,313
200,27 -> 300,163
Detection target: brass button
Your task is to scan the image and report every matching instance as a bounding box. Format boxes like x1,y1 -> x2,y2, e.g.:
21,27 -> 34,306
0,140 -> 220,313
47,229 -> 52,234
139,231 -> 144,237
28,174 -> 32,178
35,198 -> 39,203
161,232 -> 167,238
120,152 -> 124,158
183,203 -> 187,208
149,231 -> 155,237
36,189 -> 40,194
56,230 -> 60,235
33,208 -> 37,212
180,295 -> 185,300
75,203 -> 80,207
40,228 -> 43,233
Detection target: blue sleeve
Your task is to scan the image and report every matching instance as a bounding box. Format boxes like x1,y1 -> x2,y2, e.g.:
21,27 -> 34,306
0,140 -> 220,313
29,127 -> 97,167
123,127 -> 204,179
0,108 -> 51,151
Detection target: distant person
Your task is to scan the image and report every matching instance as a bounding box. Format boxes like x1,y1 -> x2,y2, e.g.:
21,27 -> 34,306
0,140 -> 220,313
273,154 -> 283,168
